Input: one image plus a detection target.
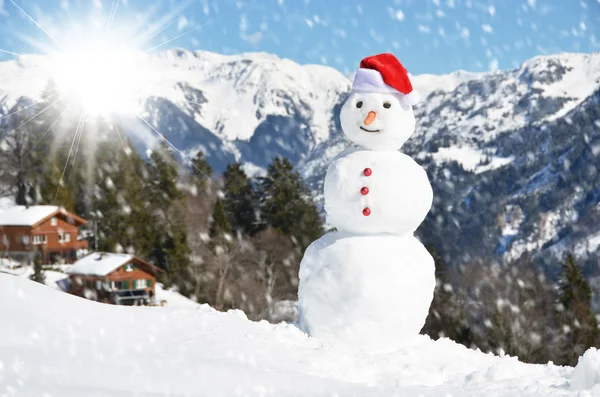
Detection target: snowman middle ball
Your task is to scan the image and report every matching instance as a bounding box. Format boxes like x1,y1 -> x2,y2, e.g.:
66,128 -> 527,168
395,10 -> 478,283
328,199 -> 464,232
324,148 -> 432,235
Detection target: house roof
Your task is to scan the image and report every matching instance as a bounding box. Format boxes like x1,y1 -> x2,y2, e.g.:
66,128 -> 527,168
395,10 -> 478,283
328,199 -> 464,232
67,252 -> 162,277
0,206 -> 87,227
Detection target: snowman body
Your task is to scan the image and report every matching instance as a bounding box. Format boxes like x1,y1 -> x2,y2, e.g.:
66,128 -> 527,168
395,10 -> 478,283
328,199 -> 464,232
324,147 -> 433,236
297,53 -> 436,351
298,231 -> 434,352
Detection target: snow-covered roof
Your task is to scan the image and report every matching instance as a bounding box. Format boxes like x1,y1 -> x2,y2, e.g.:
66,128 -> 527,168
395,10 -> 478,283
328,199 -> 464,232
67,253 -> 135,277
0,205 -> 60,226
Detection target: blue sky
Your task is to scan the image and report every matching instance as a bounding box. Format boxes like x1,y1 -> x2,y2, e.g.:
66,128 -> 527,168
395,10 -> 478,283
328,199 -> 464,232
0,0 -> 599,75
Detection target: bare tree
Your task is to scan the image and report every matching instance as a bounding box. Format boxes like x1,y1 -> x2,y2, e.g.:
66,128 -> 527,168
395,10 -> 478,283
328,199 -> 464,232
0,101 -> 46,205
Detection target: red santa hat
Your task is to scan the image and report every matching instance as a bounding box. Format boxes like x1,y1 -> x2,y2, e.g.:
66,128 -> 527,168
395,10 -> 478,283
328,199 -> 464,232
352,53 -> 420,106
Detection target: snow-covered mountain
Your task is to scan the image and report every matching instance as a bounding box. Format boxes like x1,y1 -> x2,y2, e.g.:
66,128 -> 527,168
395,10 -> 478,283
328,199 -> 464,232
1,50 -> 600,270
2,273 -> 599,395
0,49 -> 349,172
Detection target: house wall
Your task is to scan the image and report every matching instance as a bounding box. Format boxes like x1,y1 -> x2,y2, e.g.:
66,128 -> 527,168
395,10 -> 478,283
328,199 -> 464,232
107,265 -> 157,292
33,216 -> 86,250
0,226 -> 33,252
0,213 -> 88,264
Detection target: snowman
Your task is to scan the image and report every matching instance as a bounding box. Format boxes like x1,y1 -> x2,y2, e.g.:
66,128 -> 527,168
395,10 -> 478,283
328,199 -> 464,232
297,53 -> 435,352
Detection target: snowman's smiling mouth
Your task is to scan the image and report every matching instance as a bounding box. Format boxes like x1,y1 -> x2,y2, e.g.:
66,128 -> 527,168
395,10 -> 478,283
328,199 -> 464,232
360,126 -> 381,133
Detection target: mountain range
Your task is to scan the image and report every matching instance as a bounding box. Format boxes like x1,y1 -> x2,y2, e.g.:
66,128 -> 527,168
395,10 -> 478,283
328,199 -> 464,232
1,49 -> 599,274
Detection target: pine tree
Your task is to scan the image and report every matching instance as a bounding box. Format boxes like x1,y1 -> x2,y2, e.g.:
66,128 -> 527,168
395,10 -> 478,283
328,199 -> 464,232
192,151 -> 213,181
210,197 -> 233,239
89,136 -> 140,253
29,256 -> 45,285
119,139 -> 154,255
38,148 -> 76,211
149,144 -> 183,204
258,157 -> 323,250
222,163 -> 259,236
36,81 -> 78,210
144,142 -> 191,292
557,253 -> 599,365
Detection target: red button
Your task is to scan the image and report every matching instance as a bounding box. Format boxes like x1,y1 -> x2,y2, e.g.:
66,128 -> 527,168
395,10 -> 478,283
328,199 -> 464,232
360,187 -> 369,195
363,168 -> 372,176
362,207 -> 371,216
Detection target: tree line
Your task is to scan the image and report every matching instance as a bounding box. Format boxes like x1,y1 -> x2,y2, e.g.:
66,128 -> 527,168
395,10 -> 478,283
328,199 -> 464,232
423,247 -> 599,367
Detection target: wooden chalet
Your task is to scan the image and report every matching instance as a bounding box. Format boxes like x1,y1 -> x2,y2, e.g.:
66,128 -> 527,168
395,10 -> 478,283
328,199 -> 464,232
0,205 -> 89,264
67,252 -> 163,306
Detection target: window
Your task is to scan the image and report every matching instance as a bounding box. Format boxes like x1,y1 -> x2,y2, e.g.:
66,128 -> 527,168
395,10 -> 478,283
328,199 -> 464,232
50,217 -> 57,226
64,233 -> 71,242
22,235 -> 30,245
123,280 -> 130,290
95,280 -> 102,290
1,235 -> 7,245
32,235 -> 47,245
147,279 -> 153,288
135,279 -> 148,289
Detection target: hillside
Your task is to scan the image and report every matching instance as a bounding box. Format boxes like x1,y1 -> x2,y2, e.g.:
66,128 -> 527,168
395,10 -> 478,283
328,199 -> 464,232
0,258 -> 200,309
1,50 -> 600,270
1,273 -> 599,396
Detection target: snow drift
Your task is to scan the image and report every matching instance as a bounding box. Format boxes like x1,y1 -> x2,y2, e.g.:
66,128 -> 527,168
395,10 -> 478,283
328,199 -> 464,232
0,274 -> 597,396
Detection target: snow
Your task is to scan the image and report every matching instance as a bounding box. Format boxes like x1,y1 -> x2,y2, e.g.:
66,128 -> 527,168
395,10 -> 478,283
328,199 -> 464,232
0,259 -> 69,290
424,146 -> 514,173
1,273 -> 596,396
0,196 -> 15,213
131,49 -> 348,144
0,205 -> 59,226
298,232 -> 434,352
154,282 -> 204,309
411,69 -> 482,101
527,53 -> 600,123
571,348 -> 600,392
67,252 -> 135,276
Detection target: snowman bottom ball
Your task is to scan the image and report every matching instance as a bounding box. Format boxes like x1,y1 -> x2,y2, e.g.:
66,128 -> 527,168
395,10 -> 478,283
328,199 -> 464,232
297,231 -> 435,352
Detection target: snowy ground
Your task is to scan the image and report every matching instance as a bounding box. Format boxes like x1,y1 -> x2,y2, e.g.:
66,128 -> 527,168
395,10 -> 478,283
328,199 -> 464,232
154,282 -> 203,309
0,259 -> 67,291
1,274 -> 599,396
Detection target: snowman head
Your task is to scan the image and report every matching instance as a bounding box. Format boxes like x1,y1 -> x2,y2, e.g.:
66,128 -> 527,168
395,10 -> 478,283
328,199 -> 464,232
340,53 -> 420,151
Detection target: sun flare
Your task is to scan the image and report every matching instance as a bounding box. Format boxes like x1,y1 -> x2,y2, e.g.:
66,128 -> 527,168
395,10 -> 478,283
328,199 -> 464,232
50,46 -> 150,117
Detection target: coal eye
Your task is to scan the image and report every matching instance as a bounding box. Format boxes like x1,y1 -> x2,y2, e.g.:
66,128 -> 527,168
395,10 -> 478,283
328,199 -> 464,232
383,102 -> 391,109
356,101 -> 363,108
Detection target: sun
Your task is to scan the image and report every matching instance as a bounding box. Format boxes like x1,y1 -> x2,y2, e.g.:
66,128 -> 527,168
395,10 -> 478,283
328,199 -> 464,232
50,45 -> 150,117
3,0 -> 199,118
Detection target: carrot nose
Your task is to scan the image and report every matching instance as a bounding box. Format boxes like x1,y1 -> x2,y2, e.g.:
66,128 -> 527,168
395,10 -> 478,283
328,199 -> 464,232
364,111 -> 376,125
